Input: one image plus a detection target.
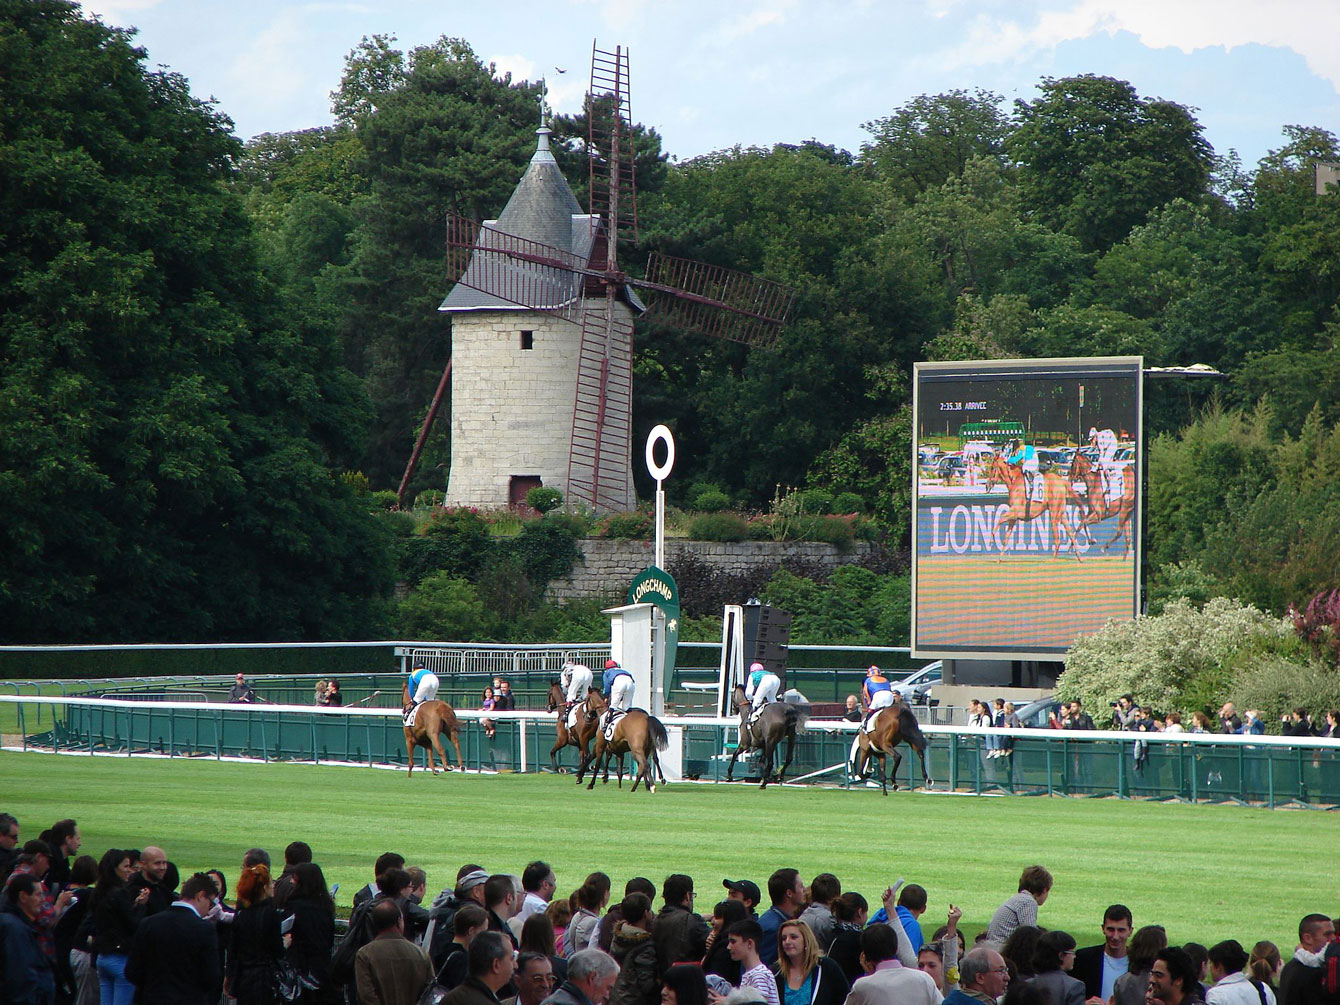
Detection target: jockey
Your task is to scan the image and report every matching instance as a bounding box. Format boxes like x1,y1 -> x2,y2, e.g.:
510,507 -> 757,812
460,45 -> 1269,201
561,660 -> 593,726
744,661 -> 781,723
861,665 -> 895,729
406,663 -> 439,721
1088,426 -> 1121,497
601,658 -> 634,734
1005,438 -> 1040,500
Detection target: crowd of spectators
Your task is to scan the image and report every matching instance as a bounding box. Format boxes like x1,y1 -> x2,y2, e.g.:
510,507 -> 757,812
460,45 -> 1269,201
3,817 -> 1336,1005
1033,696 -> 1340,740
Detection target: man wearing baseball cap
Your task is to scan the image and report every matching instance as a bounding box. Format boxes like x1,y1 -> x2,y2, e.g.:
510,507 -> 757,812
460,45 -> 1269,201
722,879 -> 760,915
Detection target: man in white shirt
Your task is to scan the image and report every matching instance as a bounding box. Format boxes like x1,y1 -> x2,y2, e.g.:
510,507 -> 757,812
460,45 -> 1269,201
844,923 -> 942,1005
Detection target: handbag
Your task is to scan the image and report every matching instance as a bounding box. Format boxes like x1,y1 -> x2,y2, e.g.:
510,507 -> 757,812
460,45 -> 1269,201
416,981 -> 449,1005
274,958 -> 320,1002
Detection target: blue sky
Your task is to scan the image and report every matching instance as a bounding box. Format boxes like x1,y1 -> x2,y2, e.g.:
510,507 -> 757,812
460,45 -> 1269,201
85,1 -> 1340,168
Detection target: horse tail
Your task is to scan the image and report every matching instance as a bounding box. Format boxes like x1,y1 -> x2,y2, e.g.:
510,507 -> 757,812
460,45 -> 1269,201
898,707 -> 929,752
786,703 -> 810,733
647,715 -> 670,752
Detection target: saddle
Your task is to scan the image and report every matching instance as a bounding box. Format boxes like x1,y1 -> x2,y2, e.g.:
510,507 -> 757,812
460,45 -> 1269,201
403,703 -> 420,728
566,704 -> 582,730
603,709 -> 625,741
748,701 -> 770,728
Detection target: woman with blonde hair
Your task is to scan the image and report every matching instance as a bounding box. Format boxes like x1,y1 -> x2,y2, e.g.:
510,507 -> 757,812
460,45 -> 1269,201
226,863 -> 284,1005
774,920 -> 848,1005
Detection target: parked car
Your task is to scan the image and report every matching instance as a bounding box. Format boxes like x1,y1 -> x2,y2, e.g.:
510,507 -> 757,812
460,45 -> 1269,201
891,661 -> 942,704
935,456 -> 966,480
1014,696 -> 1062,728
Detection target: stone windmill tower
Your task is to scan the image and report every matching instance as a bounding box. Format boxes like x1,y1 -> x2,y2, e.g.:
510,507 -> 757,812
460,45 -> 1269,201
396,43 -> 793,514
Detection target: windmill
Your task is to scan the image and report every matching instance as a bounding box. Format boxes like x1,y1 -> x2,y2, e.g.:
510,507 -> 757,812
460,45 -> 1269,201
402,42 -> 794,513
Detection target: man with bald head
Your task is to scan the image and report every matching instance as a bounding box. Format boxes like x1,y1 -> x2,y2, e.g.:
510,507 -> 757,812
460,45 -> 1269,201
128,846 -> 173,915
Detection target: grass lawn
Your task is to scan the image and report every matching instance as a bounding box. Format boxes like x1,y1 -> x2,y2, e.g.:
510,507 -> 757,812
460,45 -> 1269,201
4,749 -> 1334,950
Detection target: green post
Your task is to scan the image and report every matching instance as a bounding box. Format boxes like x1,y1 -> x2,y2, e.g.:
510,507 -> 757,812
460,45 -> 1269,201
1116,745 -> 1125,799
1045,741 -> 1053,797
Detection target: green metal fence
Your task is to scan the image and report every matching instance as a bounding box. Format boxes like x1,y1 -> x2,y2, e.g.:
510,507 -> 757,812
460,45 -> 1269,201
6,690 -> 1340,808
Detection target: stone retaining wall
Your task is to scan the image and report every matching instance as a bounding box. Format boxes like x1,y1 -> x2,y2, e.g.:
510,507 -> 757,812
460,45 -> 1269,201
548,539 -> 877,600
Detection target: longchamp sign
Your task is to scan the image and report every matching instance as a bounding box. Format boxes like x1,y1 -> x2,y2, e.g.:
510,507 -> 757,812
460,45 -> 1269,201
627,566 -> 679,691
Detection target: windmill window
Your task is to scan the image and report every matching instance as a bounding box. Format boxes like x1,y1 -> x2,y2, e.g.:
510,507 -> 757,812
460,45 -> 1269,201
520,330 -> 534,350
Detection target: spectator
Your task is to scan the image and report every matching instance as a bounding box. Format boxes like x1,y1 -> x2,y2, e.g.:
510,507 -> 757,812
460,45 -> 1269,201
496,681 -> 517,711
843,697 -> 862,723
354,853 -> 406,911
918,942 -> 952,995
773,918 -> 848,1005
1191,713 -> 1214,733
662,964 -> 709,1005
1281,710 -> 1314,738
57,853 -> 99,1005
892,884 -> 928,956
323,680 -> 343,707
356,901 -> 435,1005
825,892 -> 868,984
1112,695 -> 1138,731
1063,701 -> 1096,730
599,879 -> 657,953
986,698 -> 1007,758
1218,704 -> 1243,734
521,863 -> 558,924
759,869 -> 804,968
723,880 -> 761,917
92,848 -> 149,1005
1001,927 -> 1044,982
226,863 -> 283,1005
1184,944 -> 1211,1000
549,899 -> 574,958
124,872 -> 221,1005
442,930 -> 518,1005
986,866 -> 1052,945
46,818 -> 80,893
0,812 -> 20,883
1000,703 -> 1023,758
427,867 -> 489,969
723,919 -> 777,1005
944,947 -> 1010,1005
1279,914 -> 1334,1005
439,904 -> 490,991
567,879 -> 608,957
542,948 -> 620,1005
0,872 -> 56,1005
845,923 -> 939,1005
1112,927 -> 1166,1005
1248,943 -> 1282,992
702,901 -> 749,986
123,846 -> 172,919
1071,904 -> 1132,1003
284,862 -> 338,1004
403,868 -> 431,944
1028,931 -> 1083,1005
273,840 -> 313,910
1165,713 -> 1185,734
798,876 -> 839,951
609,893 -> 657,1005
1319,711 -> 1340,739
1206,940 -> 1275,1005
652,875 -> 708,979
481,687 -> 498,739
521,912 -> 569,985
1148,948 -> 1201,1005
229,673 -> 259,703
486,875 -> 522,951
313,679 -> 329,704
507,953 -> 558,1005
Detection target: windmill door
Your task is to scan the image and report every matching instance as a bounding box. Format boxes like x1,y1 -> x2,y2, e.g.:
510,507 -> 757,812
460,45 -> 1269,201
508,475 -> 543,512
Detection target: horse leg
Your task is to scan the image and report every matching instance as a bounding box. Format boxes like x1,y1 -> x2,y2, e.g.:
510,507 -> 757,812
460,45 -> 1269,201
916,740 -> 932,788
759,736 -> 775,789
447,728 -> 463,772
776,729 -> 796,785
878,750 -> 889,796
889,748 -> 903,791
630,749 -> 648,793
404,729 -> 415,778
550,722 -> 567,773
587,738 -> 607,791
430,728 -> 450,774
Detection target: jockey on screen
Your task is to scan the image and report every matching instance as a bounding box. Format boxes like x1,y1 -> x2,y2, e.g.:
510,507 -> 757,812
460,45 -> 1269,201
744,661 -> 781,724
1088,426 -> 1121,498
1005,438 -> 1040,500
601,658 -> 634,735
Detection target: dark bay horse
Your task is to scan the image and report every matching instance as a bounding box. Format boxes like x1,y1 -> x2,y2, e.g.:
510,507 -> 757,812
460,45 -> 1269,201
985,456 -> 1084,560
547,680 -> 597,774
401,682 -> 464,777
853,703 -> 932,796
582,691 -> 669,794
727,684 -> 808,788
1067,451 -> 1136,556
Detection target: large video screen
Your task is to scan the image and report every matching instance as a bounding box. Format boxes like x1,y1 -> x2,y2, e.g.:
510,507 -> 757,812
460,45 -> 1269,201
912,357 -> 1142,659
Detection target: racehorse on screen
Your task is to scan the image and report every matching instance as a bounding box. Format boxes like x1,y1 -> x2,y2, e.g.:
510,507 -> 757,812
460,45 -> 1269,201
984,455 -> 1085,560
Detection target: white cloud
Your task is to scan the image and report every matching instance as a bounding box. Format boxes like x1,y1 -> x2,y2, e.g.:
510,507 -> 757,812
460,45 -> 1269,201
921,1 -> 1340,92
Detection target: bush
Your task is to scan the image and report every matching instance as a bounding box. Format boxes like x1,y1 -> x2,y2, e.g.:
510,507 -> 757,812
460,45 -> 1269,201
340,470 -> 372,496
693,490 -> 731,512
399,507 -> 493,585
1230,654 -> 1340,725
369,490 -> 400,512
832,491 -> 865,515
396,572 -> 488,641
687,482 -> 724,509
597,510 -> 654,539
688,512 -> 748,542
414,489 -> 445,508
526,486 -> 563,514
503,517 -> 584,589
797,488 -> 834,515
796,515 -> 855,550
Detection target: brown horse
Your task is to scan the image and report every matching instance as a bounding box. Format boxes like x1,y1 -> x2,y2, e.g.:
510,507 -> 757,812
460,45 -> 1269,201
1067,451 -> 1136,556
853,703 -> 932,796
727,684 -> 808,788
401,682 -> 464,777
984,456 -> 1085,560
547,680 -> 598,774
582,691 -> 669,794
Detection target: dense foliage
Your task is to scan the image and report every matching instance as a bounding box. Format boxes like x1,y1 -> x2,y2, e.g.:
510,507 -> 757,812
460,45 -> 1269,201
11,7 -> 1340,648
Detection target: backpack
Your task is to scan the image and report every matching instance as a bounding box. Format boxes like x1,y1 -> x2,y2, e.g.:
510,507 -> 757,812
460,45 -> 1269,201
1322,942 -> 1340,1001
329,898 -> 376,986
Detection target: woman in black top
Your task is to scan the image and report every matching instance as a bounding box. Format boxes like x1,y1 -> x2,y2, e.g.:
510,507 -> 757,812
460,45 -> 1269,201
90,848 -> 149,1005
825,892 -> 869,985
700,899 -> 747,986
227,863 -> 284,1005
284,862 -> 339,1004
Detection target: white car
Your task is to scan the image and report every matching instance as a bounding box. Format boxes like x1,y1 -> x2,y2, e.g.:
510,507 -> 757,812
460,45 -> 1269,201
891,662 -> 942,704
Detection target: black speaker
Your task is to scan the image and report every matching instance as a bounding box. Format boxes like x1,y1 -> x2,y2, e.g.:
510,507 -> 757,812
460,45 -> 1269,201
742,603 -> 791,690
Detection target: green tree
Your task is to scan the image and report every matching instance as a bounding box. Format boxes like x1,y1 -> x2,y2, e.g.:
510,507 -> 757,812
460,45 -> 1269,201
0,1 -> 393,641
1007,75 -> 1214,252
396,572 -> 488,640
